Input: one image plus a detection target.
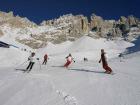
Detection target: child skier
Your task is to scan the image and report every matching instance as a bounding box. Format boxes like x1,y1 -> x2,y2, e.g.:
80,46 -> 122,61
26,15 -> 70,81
64,53 -> 75,68
42,53 -> 48,65
25,52 -> 36,72
99,49 -> 112,74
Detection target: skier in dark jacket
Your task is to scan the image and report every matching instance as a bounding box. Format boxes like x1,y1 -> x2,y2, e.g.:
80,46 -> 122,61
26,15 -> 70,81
42,54 -> 48,65
99,49 -> 112,74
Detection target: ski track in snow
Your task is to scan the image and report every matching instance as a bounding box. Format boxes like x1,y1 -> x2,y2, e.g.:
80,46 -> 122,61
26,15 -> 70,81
56,90 -> 78,105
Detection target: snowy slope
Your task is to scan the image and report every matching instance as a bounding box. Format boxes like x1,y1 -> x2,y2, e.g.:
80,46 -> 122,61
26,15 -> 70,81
0,33 -> 140,105
36,36 -> 134,61
0,25 -> 33,67
0,52 -> 140,105
0,47 -> 29,67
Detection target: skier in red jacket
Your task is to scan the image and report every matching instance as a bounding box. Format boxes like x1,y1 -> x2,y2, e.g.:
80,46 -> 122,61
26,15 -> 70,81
42,54 -> 48,65
99,49 -> 112,74
64,53 -> 74,68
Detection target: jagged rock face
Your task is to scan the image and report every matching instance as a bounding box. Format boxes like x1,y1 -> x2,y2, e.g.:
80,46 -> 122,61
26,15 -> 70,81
0,11 -> 14,20
89,14 -> 140,38
90,14 -> 115,37
111,28 -> 122,37
78,16 -> 89,34
138,22 -> 140,28
90,14 -> 104,29
0,11 -> 36,28
69,15 -> 89,36
15,13 -> 140,48
17,15 -> 90,49
41,14 -> 89,35
119,16 -> 128,24
40,14 -> 90,44
119,15 -> 139,27
128,15 -> 138,26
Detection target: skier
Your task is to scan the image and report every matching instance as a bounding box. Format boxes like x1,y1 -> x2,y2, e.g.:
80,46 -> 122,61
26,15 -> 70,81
64,53 -> 75,68
99,49 -> 112,74
42,53 -> 48,65
25,52 -> 36,72
118,53 -> 124,62
84,57 -> 88,62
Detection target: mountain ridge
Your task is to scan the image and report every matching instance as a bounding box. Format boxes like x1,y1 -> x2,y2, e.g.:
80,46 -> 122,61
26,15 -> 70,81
0,11 -> 140,49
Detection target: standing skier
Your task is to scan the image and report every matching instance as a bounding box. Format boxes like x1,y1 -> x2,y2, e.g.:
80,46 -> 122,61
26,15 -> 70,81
25,52 -> 36,72
99,49 -> 112,74
64,53 -> 74,68
42,53 -> 48,65
118,53 -> 124,62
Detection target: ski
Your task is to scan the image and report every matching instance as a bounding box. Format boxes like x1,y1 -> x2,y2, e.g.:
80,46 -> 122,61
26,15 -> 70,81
15,68 -> 27,71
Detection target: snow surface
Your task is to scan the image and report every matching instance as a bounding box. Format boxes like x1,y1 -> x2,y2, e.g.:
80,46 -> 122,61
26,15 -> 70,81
0,34 -> 140,105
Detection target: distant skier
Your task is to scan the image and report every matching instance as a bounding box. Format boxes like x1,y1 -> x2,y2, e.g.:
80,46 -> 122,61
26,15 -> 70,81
25,52 -> 36,72
64,53 -> 75,68
42,53 -> 48,65
99,49 -> 112,74
84,57 -> 88,62
118,53 -> 124,62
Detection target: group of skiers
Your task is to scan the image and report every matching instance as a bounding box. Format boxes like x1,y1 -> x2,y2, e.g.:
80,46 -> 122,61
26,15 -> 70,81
25,53 -> 48,72
25,49 -> 113,74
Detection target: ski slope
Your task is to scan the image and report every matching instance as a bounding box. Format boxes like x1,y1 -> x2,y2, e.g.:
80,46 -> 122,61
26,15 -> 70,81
0,35 -> 140,105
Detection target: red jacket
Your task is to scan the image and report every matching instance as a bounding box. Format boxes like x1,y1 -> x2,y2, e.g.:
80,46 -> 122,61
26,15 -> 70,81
44,54 -> 48,59
101,53 -> 108,66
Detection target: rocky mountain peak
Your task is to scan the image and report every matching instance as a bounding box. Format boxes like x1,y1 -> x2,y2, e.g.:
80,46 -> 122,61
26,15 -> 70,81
0,11 -> 36,28
0,11 -> 140,49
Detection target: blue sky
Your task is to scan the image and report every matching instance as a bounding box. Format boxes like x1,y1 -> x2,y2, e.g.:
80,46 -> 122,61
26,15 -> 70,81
0,0 -> 139,24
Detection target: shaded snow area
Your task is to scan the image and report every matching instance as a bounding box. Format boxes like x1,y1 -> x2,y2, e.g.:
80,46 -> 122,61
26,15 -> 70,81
0,36 -> 140,105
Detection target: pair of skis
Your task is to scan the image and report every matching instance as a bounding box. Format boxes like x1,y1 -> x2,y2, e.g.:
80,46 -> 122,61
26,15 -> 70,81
15,69 -> 31,73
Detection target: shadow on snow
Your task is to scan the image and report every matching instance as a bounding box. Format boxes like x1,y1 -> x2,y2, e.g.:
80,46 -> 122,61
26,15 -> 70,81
15,69 -> 26,71
68,68 -> 105,74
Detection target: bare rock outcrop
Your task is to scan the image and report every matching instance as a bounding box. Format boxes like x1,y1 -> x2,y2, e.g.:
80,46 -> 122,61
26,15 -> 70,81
0,11 -> 36,28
